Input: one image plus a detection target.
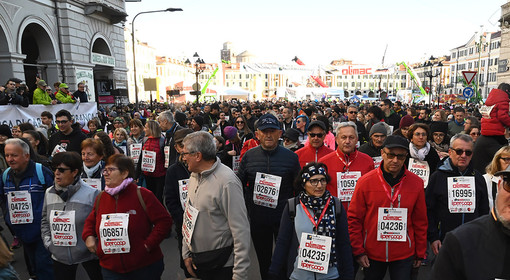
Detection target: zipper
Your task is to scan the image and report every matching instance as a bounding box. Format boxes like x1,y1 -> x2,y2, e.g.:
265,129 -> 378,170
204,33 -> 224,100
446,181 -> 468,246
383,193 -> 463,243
407,232 -> 411,248
385,241 -> 389,262
363,230 -> 368,247
315,148 -> 318,162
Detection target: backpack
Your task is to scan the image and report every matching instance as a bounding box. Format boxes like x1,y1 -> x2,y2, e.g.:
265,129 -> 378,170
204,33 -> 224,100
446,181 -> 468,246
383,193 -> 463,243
287,196 -> 342,219
2,163 -> 45,186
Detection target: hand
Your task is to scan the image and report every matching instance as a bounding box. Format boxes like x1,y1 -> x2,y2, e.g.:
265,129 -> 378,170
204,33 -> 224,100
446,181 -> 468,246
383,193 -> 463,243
413,259 -> 422,268
431,240 -> 442,255
51,100 -> 57,105
85,236 -> 97,254
227,150 -> 236,156
184,257 -> 198,277
356,255 -> 370,268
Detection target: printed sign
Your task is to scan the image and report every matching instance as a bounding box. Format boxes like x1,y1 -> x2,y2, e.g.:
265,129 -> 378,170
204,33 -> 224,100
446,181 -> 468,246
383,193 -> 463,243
253,172 -> 282,209
336,171 -> 361,201
50,210 -> 77,246
408,159 -> 430,187
373,156 -> 383,169
82,178 -> 101,190
179,179 -> 189,210
182,204 -> 199,246
377,207 -> 407,242
447,177 -> 476,213
99,213 -> 130,254
141,150 -> 156,172
130,144 -> 142,164
8,191 -> 33,224
297,233 -> 332,274
232,155 -> 241,173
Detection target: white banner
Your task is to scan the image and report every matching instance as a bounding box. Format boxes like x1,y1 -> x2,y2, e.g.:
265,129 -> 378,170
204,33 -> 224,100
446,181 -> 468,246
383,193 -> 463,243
75,68 -> 96,102
0,103 -> 98,128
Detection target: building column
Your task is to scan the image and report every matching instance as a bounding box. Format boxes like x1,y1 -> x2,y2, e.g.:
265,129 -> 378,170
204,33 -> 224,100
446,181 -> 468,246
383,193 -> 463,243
498,2 -> 510,83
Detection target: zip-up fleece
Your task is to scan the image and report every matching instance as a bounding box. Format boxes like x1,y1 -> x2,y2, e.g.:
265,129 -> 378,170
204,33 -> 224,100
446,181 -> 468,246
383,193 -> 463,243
82,182 -> 172,273
347,165 -> 428,262
41,179 -> 99,265
295,143 -> 334,168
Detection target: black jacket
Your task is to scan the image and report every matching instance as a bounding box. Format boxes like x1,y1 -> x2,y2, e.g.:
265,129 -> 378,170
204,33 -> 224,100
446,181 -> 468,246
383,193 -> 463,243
358,140 -> 381,158
382,110 -> 401,129
425,158 -> 489,242
164,123 -> 182,167
404,145 -> 441,174
73,90 -> 88,102
164,160 -> 190,227
430,213 -> 510,280
0,90 -> 28,107
237,145 -> 300,225
48,124 -> 88,156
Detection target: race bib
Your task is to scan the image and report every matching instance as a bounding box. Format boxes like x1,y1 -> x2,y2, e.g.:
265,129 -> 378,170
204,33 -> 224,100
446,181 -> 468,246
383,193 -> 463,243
141,150 -> 156,172
119,146 -> 127,155
179,179 -> 189,210
100,213 -> 130,254
8,191 -> 33,224
373,156 -> 383,169
297,233 -> 332,274
447,177 -> 476,213
253,172 -> 282,209
336,171 -> 361,202
377,207 -> 407,242
232,155 -> 241,173
332,122 -> 341,132
479,104 -> 495,119
130,144 -> 142,164
408,159 -> 430,187
213,127 -> 222,137
164,146 -> 170,168
182,204 -> 199,246
50,210 -> 77,246
82,178 -> 101,190
51,144 -> 67,157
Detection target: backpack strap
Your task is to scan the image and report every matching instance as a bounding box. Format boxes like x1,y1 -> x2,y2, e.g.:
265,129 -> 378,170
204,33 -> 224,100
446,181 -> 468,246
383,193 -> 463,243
333,197 -> 342,217
288,197 -> 297,219
2,167 -> 10,185
95,191 -> 103,213
136,186 -> 148,214
35,163 -> 45,186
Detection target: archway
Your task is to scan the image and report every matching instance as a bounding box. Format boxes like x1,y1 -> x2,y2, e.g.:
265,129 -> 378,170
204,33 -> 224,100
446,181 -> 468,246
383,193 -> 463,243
91,36 -> 116,104
0,23 -> 12,84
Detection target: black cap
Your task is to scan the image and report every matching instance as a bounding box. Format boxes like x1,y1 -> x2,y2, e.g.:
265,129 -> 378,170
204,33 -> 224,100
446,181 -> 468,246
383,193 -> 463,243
308,120 -> 326,131
174,128 -> 194,144
283,128 -> 300,142
257,114 -> 280,130
495,165 -> 510,177
383,135 -> 409,150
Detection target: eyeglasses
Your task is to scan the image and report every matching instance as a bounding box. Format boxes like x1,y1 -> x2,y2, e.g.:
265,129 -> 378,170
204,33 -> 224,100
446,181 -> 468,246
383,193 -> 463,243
308,178 -> 327,186
309,133 -> 325,138
102,167 -> 119,174
450,148 -> 473,156
45,89 -> 52,92
500,157 -> 510,163
383,150 -> 407,160
181,152 -> 197,157
55,120 -> 69,124
502,180 -> 510,193
348,111 -> 357,114
53,167 -> 71,173
413,132 -> 427,137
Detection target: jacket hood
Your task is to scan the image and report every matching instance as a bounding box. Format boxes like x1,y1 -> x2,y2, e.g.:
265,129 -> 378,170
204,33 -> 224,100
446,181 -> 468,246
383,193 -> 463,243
485,88 -> 510,106
437,157 -> 474,175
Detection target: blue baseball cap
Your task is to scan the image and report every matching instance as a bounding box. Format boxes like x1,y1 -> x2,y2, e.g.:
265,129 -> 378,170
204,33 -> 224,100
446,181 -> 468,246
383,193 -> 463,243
257,114 -> 280,131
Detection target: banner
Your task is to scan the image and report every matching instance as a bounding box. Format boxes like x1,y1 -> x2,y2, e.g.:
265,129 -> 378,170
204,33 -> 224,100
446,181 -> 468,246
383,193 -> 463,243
0,102 -> 98,128
75,68 -> 96,102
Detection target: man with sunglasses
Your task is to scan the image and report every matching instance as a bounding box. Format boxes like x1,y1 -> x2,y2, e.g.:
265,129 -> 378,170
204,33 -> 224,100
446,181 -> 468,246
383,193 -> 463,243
426,133 -> 489,257
48,109 -> 87,157
346,105 -> 368,144
295,120 -> 334,168
348,135 -> 428,279
430,166 -> 510,279
33,80 -> 58,105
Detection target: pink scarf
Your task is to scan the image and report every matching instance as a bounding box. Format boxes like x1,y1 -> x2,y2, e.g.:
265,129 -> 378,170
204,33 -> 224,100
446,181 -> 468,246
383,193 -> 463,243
105,178 -> 133,196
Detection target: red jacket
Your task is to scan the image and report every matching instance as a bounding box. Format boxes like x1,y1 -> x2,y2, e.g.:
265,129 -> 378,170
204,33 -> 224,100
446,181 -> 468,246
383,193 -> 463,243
319,149 -> 374,211
295,143 -> 334,168
82,183 -> 172,273
142,137 -> 166,177
481,88 -> 510,136
347,166 -> 428,262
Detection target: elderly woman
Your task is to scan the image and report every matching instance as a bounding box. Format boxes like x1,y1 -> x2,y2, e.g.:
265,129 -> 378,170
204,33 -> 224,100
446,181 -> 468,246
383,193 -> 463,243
82,154 -> 172,280
112,128 -> 128,154
268,162 -> 353,280
41,152 -> 102,280
127,119 -> 145,164
81,138 -> 105,190
483,146 -> 510,209
405,123 -> 440,187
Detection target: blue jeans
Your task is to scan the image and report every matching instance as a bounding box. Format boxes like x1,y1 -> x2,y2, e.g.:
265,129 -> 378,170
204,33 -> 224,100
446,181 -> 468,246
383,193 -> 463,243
101,259 -> 164,280
23,238 -> 54,280
363,256 -> 413,280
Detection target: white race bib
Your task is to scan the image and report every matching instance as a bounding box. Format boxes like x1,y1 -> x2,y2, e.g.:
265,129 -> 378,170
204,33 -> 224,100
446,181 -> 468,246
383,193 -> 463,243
377,208 -> 407,242
141,150 -> 156,172
164,146 -> 170,168
408,159 -> 430,187
373,156 -> 383,169
179,179 -> 189,210
100,213 -> 130,254
130,144 -> 142,164
50,210 -> 77,246
82,178 -> 101,190
119,146 -> 127,155
297,233 -> 332,274
232,155 -> 241,173
182,204 -> 199,246
336,171 -> 361,202
51,144 -> 67,157
8,191 -> 33,224
213,127 -> 222,137
447,177 -> 476,213
253,172 -> 282,209
480,104 -> 495,119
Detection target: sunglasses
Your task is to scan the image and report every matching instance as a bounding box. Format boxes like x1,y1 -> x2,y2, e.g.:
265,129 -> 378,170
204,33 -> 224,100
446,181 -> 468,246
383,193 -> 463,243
501,178 -> 510,193
383,150 -> 407,160
309,133 -> 325,138
236,121 -> 244,124
53,167 -> 71,173
55,120 -> 69,124
348,111 -> 357,114
450,148 -> 473,156
500,157 -> 510,163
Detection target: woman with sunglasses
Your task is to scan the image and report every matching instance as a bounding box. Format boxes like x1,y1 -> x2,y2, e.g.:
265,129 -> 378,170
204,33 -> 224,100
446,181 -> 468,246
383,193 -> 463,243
466,125 -> 481,143
234,115 -> 253,144
294,115 -> 309,145
405,123 -> 440,187
268,162 -> 353,280
83,154 -> 172,280
483,146 -> 510,209
41,152 -> 102,280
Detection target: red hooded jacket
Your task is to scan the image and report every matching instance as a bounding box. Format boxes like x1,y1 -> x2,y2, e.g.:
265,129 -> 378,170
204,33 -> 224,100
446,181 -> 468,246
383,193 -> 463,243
481,88 -> 510,136
295,143 -> 334,168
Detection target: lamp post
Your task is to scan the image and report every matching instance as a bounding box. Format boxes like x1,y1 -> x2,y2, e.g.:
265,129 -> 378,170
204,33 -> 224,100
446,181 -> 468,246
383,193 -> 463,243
131,8 -> 183,111
424,56 -> 441,107
185,52 -> 205,104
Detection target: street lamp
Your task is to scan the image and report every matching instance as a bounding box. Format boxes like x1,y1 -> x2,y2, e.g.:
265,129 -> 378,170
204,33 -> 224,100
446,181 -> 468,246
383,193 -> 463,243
131,8 -> 183,111
185,52 -> 205,104
424,56 -> 441,107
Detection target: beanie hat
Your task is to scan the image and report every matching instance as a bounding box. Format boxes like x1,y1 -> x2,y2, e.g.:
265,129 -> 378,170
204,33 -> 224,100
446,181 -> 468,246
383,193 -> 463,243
223,126 -> 238,140
399,115 -> 415,129
369,122 -> 388,137
0,124 -> 12,138
193,116 -> 204,127
174,111 -> 187,125
430,121 -> 448,134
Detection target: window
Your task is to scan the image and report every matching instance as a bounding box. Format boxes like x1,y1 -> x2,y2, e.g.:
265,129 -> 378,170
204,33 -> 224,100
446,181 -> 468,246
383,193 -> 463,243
452,53 -> 456,59
337,82 -> 341,87
468,62 -> 472,69
495,58 -> 498,65
482,60 -> 485,67
245,82 -> 248,87
246,74 -> 249,79
351,82 -> 355,87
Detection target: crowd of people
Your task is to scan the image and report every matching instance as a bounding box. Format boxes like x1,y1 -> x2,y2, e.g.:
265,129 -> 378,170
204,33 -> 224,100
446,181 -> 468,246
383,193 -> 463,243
0,81 -> 509,280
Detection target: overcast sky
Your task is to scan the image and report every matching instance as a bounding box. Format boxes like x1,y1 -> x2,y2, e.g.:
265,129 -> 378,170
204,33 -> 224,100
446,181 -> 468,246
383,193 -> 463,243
125,0 -> 505,67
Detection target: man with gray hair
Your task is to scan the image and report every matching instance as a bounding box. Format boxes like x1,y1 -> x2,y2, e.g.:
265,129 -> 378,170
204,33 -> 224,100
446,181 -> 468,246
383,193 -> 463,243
0,138 -> 55,279
157,110 -> 182,167
426,133 -> 489,256
180,131 -> 250,280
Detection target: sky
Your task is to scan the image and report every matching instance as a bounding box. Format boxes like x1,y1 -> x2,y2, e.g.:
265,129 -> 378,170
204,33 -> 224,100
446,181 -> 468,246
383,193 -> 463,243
125,0 -> 506,67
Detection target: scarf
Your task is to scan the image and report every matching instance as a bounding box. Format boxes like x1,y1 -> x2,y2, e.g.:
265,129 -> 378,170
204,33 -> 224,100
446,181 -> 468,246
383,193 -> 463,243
298,190 -> 337,267
429,141 -> 449,153
409,142 -> 430,161
105,178 -> 133,196
83,161 -> 102,178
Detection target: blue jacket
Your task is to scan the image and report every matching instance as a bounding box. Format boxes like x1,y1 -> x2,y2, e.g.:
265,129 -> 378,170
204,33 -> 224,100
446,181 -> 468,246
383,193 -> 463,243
0,160 -> 54,243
